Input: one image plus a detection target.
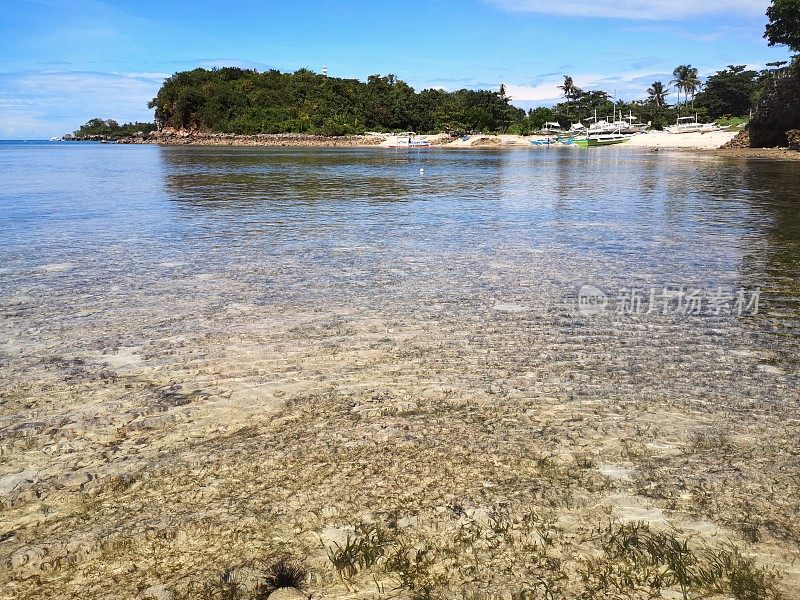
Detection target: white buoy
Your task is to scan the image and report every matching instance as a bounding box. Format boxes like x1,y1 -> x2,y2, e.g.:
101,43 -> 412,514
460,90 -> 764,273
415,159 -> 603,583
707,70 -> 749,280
419,168 -> 424,175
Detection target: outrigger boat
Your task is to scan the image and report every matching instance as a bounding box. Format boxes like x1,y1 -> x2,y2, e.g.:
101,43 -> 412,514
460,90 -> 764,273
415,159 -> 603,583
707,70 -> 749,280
539,122 -> 567,135
529,137 -> 558,146
387,133 -> 431,148
666,115 -> 721,134
572,133 -> 631,147
615,112 -> 651,134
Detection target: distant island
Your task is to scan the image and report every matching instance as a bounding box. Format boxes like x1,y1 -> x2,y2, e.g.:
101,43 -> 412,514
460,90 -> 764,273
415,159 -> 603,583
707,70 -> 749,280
68,118 -> 157,141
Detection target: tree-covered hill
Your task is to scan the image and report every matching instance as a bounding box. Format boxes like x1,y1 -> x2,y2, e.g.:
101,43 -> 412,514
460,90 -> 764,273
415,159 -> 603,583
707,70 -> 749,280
146,65 -> 780,138
147,67 -> 524,135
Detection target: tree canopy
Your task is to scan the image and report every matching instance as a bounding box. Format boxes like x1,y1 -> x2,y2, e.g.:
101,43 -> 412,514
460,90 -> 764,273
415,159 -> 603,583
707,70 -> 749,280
147,67 -> 522,135
765,0 -> 800,53
693,66 -> 759,118
72,118 -> 157,139
87,54 -> 795,141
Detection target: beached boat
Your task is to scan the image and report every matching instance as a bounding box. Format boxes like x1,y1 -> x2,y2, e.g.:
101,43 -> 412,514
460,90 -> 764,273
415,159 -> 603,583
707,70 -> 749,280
615,112 -> 651,134
582,111 -> 618,135
539,122 -> 567,135
569,123 -> 588,136
530,137 -> 557,146
387,134 -> 431,148
666,115 -> 721,134
588,119 -> 618,135
572,133 -> 631,147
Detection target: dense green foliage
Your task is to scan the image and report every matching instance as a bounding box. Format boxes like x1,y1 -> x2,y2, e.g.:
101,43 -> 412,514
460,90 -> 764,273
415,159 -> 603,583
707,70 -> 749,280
149,63 -> 772,137
72,118 -> 156,139
694,66 -> 759,118
765,0 -> 800,52
147,67 -> 523,135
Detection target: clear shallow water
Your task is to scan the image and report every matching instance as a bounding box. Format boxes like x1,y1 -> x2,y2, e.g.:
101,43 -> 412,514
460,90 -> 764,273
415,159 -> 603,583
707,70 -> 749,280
3,141 -> 800,598
1,142 -> 799,394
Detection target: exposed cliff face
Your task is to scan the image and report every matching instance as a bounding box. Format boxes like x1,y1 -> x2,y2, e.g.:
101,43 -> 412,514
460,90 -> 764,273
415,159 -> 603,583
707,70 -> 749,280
748,75 -> 800,147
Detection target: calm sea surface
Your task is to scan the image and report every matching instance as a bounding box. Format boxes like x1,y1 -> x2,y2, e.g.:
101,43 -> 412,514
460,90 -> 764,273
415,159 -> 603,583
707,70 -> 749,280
1,141 -> 799,402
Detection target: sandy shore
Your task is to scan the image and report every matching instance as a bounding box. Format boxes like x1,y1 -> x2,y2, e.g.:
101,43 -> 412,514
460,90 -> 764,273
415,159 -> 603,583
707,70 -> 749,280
625,129 -> 738,149
110,129 -> 800,157
378,130 -> 741,150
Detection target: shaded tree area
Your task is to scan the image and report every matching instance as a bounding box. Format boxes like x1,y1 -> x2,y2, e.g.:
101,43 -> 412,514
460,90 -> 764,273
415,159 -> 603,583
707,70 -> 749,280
148,67 -> 521,135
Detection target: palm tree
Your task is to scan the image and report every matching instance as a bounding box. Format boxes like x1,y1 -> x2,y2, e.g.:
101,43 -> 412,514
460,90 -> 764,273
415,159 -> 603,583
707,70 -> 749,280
684,67 -> 700,109
646,81 -> 668,107
671,64 -> 701,109
671,65 -> 691,107
558,75 -> 581,119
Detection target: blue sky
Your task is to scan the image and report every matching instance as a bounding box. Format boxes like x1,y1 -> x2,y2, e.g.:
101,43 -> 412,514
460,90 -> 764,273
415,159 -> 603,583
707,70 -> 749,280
0,0 -> 792,138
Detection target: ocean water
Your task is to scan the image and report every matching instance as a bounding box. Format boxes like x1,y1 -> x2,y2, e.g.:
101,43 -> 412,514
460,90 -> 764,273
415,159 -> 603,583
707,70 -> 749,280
1,141 -> 799,406
2,141 -> 800,595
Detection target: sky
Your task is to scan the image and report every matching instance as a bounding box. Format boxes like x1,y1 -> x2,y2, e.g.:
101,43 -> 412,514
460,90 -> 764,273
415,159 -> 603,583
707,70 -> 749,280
0,0 -> 792,138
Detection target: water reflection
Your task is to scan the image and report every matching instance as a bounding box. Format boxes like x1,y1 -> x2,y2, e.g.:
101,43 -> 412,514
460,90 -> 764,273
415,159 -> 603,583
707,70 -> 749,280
1,144 -> 798,355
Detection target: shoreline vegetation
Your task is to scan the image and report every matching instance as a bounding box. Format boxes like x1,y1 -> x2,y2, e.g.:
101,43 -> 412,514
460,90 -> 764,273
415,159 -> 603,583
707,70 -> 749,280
63,128 -> 800,160
63,60 -> 800,157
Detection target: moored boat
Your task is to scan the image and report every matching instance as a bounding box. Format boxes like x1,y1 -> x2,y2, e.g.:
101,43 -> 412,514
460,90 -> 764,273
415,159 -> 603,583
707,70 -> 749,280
666,115 -> 721,134
539,122 -> 567,135
387,133 -> 431,148
572,133 -> 631,147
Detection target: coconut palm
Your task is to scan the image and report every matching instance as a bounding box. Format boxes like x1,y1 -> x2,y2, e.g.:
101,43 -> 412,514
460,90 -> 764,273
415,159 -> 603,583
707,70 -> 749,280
558,75 -> 581,118
671,65 -> 690,107
671,65 -> 701,108
646,81 -> 668,107
684,67 -> 701,108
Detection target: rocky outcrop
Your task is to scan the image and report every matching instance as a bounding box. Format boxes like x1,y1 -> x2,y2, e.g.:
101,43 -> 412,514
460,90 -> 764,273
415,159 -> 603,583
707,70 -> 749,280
116,130 -> 383,147
721,130 -> 750,149
747,75 -> 800,148
787,129 -> 800,150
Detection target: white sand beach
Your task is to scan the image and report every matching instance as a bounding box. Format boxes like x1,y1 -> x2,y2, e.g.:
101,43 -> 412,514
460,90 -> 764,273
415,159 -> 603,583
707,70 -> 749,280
625,129 -> 738,149
379,130 -> 739,150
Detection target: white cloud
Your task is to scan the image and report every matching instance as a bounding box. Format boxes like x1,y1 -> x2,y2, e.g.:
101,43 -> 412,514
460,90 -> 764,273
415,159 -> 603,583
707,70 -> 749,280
0,70 -> 166,139
502,82 -> 563,103
487,0 -> 768,20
